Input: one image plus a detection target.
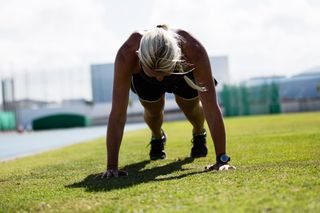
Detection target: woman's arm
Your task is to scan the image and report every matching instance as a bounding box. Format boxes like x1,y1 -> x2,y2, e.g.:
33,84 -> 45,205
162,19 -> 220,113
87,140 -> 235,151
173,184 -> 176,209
106,51 -> 131,170
179,30 -> 235,170
103,33 -> 141,178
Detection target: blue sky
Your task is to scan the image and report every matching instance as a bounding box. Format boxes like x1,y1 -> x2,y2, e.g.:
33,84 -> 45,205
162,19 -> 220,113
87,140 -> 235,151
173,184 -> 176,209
0,0 -> 320,83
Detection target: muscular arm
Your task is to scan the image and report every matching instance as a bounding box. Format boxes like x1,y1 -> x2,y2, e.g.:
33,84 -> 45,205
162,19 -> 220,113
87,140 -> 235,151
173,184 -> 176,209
106,52 -> 130,169
179,30 -> 226,158
106,33 -> 141,170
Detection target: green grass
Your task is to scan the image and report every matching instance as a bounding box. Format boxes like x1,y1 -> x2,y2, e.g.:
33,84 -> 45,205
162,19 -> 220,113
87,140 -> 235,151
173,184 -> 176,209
1,112 -> 320,212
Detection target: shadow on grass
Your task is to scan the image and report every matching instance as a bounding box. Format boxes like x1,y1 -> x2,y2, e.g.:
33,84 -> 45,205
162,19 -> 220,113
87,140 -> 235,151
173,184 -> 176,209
66,157 -> 207,192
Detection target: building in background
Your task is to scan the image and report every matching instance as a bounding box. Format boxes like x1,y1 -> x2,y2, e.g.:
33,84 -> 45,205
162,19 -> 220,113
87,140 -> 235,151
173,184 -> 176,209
91,64 -> 114,103
2,58 -> 319,131
90,63 -> 139,103
280,68 -> 320,112
91,56 -> 231,103
209,56 -> 230,91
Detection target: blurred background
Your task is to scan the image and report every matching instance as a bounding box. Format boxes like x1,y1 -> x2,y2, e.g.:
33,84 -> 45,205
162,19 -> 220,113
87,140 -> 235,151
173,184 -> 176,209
1,0 -> 320,132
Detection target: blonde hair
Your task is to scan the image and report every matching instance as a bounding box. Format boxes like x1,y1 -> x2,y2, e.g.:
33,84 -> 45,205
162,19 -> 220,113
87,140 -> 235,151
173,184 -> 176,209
137,25 -> 207,92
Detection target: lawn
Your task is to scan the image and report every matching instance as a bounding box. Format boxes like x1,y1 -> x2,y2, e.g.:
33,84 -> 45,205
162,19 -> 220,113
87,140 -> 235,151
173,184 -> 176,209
0,112 -> 319,212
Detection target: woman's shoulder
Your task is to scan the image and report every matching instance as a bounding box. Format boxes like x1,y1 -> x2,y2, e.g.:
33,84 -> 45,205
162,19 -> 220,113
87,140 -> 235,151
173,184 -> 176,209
116,31 -> 141,63
115,31 -> 142,73
175,29 -> 198,44
118,31 -> 142,54
175,29 -> 207,61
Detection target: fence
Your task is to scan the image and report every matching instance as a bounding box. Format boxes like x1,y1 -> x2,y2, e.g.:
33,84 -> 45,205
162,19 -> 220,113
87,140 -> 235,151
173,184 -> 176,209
219,83 -> 281,116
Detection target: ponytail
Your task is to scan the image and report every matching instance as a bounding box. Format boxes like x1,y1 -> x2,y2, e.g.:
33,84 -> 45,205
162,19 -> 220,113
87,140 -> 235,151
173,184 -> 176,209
183,75 -> 207,92
156,24 -> 169,30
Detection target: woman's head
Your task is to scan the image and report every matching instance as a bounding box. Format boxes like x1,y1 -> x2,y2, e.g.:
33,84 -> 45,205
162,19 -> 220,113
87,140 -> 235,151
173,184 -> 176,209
137,25 -> 183,74
137,25 -> 207,92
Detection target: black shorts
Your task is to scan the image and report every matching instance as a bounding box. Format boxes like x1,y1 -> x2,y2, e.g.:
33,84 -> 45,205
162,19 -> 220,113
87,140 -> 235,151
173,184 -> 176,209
131,72 -> 199,102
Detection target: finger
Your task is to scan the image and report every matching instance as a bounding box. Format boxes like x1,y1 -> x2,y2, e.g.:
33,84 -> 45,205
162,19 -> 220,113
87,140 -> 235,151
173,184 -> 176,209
218,165 -> 224,171
219,165 -> 228,171
96,173 -> 104,179
228,165 -> 236,170
118,170 -> 128,176
113,171 -> 119,178
219,165 -> 236,171
205,164 -> 219,171
101,172 -> 109,179
106,170 -> 114,179
223,165 -> 236,170
204,164 -> 214,171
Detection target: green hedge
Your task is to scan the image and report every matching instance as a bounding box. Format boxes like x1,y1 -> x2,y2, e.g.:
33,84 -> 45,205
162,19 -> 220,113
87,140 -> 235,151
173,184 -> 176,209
220,83 -> 281,116
32,113 -> 91,131
0,112 -> 16,131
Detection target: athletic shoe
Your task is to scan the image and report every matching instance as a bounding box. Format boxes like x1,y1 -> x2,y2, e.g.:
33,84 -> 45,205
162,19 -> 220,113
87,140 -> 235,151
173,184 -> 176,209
149,131 -> 167,160
190,131 -> 207,158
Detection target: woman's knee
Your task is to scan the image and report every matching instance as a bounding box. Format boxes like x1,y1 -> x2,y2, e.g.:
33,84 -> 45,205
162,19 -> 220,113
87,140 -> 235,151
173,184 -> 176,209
175,95 -> 201,113
140,96 -> 165,115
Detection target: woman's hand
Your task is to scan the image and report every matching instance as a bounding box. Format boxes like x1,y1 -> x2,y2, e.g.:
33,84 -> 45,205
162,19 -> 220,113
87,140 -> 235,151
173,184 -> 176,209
205,163 -> 236,171
101,169 -> 128,179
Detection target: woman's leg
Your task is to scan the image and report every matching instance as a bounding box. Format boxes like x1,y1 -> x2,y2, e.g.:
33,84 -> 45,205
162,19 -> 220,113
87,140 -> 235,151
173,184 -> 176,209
140,95 -> 167,160
175,95 -> 207,157
139,95 -> 165,138
174,95 -> 206,135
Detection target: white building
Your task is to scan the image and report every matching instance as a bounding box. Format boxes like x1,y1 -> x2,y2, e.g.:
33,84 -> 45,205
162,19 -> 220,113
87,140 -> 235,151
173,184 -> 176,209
91,64 -> 114,103
209,56 -> 230,90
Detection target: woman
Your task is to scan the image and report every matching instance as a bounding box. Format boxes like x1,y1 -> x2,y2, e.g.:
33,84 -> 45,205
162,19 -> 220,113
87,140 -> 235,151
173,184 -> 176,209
102,25 -> 235,178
